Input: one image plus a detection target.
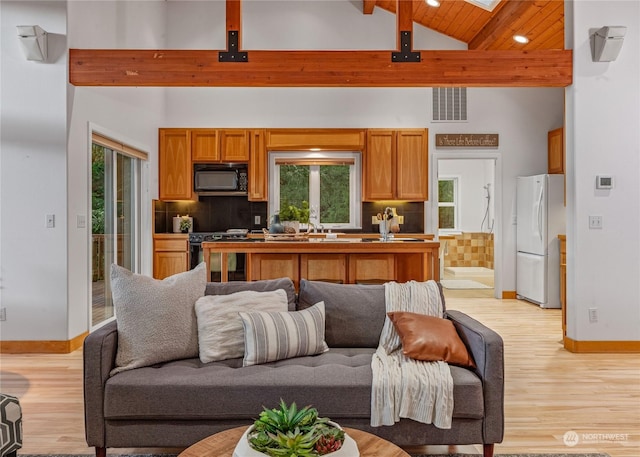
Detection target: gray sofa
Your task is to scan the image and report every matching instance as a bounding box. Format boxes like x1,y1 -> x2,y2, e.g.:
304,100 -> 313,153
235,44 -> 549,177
84,278 -> 504,457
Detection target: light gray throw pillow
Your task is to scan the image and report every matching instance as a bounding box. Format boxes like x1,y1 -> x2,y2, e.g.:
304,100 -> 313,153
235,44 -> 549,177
110,262 -> 207,376
195,289 -> 288,363
239,302 -> 329,367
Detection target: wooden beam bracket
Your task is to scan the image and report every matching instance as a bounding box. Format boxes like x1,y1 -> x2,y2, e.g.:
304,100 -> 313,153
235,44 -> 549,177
391,32 -> 420,63
219,31 -> 248,63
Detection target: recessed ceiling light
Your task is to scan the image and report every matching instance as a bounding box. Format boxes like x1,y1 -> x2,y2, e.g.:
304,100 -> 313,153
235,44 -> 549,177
513,35 -> 529,44
426,0 -> 440,7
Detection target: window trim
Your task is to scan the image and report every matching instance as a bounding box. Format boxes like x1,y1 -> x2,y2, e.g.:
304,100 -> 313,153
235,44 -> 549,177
269,151 -> 362,230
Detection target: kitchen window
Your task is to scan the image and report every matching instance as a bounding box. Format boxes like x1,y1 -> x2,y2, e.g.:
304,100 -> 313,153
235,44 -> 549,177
438,177 -> 459,231
269,152 -> 361,230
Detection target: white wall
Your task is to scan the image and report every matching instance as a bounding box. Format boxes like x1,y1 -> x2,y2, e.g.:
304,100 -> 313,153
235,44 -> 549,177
0,1 -> 68,340
565,1 -> 640,341
438,159 -> 495,233
14,0 -> 633,343
66,1 -> 167,336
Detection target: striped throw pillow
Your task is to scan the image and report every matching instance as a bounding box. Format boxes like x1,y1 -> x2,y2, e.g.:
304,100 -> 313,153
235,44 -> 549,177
239,301 -> 329,366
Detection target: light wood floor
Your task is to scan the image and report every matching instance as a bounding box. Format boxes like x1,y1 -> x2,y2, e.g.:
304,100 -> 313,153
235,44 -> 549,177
1,297 -> 639,456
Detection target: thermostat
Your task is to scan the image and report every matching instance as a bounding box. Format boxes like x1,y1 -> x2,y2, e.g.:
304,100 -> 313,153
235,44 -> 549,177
596,175 -> 613,189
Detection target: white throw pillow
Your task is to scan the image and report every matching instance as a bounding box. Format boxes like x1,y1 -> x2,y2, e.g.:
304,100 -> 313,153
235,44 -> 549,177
239,301 -> 329,367
110,262 -> 207,376
195,289 -> 288,363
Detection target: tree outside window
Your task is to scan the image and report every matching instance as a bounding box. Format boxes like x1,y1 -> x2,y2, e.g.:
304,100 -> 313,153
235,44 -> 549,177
438,177 -> 458,230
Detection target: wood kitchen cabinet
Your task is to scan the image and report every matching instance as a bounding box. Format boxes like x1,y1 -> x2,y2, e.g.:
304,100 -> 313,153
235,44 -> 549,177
159,129 -> 193,201
250,253 -> 300,289
153,234 -> 189,279
220,129 -> 250,162
364,129 -> 428,201
191,129 -> 219,162
248,129 -> 268,201
349,253 -> 396,284
548,127 -> 564,174
300,254 -> 347,284
559,234 -> 567,340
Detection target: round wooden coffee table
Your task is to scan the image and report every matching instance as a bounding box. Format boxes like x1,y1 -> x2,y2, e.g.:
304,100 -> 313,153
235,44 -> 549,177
179,426 -> 410,457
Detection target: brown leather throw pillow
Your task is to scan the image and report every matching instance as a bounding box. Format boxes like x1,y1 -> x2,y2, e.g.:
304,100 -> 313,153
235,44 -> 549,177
387,311 -> 476,368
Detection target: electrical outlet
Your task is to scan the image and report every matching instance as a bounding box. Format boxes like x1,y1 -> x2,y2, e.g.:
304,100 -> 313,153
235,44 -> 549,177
589,215 -> 603,229
254,215 -> 261,225
0,307 -> 6,321
77,215 -> 86,228
372,216 -> 380,225
589,308 -> 598,323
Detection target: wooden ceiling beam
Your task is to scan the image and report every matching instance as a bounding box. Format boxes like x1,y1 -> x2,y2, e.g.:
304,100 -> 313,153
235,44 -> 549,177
68,48 -> 572,87
363,0 -> 376,14
226,0 -> 242,46
469,0 -> 542,50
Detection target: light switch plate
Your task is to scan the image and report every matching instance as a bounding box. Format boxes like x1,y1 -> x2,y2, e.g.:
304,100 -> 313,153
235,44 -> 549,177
46,214 -> 55,228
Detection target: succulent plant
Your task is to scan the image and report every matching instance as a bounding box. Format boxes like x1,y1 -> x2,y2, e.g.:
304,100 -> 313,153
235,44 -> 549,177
247,400 -> 345,456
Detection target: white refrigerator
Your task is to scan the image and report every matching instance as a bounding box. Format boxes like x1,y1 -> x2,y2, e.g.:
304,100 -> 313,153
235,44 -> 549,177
516,174 -> 566,308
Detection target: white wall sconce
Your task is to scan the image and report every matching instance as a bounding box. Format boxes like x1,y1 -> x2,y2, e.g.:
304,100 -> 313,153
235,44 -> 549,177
590,26 -> 627,62
17,25 -> 48,61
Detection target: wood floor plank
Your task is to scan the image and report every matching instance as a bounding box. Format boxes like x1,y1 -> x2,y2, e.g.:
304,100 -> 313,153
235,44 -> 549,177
1,296 -> 639,456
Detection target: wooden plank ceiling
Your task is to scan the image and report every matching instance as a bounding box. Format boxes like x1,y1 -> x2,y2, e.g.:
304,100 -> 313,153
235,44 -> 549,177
370,0 -> 564,50
68,0 -> 571,88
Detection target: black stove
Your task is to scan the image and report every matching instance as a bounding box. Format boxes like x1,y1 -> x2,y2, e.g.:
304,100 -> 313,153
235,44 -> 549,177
189,229 -> 249,244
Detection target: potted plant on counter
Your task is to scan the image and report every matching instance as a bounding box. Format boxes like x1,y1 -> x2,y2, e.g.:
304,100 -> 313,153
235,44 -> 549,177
278,201 -> 310,233
234,400 -> 356,457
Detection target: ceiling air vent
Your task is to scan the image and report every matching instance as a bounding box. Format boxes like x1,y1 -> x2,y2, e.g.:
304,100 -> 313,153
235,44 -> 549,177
432,87 -> 467,122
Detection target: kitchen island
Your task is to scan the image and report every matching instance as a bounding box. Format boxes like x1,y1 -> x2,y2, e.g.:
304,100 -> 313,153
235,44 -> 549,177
202,238 -> 440,288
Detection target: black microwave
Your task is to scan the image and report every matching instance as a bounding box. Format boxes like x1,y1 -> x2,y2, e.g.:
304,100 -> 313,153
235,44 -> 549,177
193,164 -> 248,195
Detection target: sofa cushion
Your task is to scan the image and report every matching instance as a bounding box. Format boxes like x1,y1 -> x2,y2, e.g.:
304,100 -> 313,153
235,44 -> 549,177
298,280 -> 386,348
103,350 -> 483,421
239,302 -> 329,366
195,289 -> 289,363
387,312 -> 476,368
205,277 -> 296,311
109,262 -> 207,376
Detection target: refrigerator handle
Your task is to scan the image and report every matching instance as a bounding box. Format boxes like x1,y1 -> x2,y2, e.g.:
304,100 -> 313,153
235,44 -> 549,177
537,186 -> 544,242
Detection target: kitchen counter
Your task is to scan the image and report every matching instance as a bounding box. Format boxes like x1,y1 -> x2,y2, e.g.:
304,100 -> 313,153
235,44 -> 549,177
202,238 -> 440,287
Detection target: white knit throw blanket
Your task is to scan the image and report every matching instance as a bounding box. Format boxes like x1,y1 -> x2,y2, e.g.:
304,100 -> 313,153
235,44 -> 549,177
370,280 -> 454,429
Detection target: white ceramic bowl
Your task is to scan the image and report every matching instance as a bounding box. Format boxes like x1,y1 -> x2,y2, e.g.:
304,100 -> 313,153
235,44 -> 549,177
232,422 -> 359,457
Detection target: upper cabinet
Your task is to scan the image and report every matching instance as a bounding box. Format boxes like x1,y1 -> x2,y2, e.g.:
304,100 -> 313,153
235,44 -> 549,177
159,129 -> 193,201
364,129 -> 428,201
159,128 -> 252,201
548,127 -> 564,174
248,129 -> 268,201
191,129 -> 219,162
220,129 -> 250,162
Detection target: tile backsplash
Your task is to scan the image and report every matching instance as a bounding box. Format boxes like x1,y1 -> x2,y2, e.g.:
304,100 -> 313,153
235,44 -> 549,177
442,232 -> 494,269
155,197 -> 268,233
155,199 -> 424,234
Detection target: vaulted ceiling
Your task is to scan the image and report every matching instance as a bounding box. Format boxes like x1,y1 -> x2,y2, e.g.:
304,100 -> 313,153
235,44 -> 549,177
366,0 -> 564,50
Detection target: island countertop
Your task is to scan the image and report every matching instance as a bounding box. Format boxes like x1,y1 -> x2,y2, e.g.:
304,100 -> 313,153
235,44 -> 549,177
202,238 -> 440,286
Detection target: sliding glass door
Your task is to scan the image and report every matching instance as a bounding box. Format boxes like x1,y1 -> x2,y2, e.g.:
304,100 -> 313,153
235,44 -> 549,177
91,138 -> 143,328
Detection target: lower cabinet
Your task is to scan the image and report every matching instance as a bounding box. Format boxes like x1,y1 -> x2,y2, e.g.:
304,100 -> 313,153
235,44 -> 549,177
250,254 -> 300,289
300,254 -> 347,284
153,235 -> 189,279
559,235 -> 567,339
348,254 -> 396,284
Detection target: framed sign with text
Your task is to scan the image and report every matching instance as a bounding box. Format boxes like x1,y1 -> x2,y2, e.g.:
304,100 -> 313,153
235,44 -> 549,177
435,134 -> 499,148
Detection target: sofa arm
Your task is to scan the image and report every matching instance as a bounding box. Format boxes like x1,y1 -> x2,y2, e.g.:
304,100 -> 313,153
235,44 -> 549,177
446,310 -> 504,444
83,320 -> 118,448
